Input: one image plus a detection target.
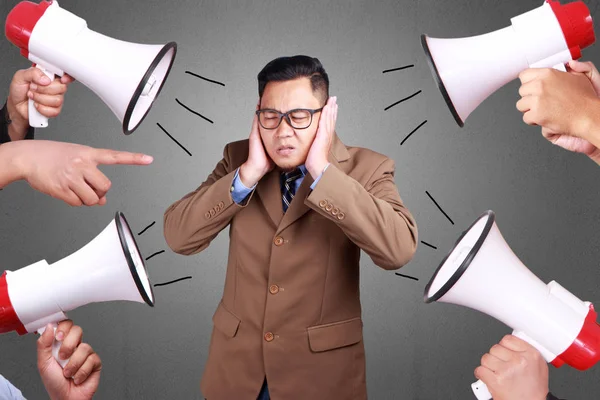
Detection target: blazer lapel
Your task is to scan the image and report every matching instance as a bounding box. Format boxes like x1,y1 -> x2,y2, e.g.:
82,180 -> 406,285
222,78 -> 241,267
256,169 -> 284,227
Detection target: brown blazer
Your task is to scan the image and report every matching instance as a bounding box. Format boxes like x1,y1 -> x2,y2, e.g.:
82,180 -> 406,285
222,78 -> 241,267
163,135 -> 418,400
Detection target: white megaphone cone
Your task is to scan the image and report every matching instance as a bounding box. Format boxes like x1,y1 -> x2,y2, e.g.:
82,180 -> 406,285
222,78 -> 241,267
5,0 -> 177,134
422,0 -> 595,127
0,212 -> 154,367
424,211 -> 600,400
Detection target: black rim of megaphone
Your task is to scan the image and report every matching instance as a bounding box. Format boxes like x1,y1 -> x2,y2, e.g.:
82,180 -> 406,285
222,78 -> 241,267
115,212 -> 155,307
122,41 -> 178,135
420,34 -> 465,128
423,210 -> 495,303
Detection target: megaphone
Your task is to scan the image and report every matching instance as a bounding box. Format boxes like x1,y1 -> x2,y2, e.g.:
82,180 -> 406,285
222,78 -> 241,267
5,0 -> 177,134
422,0 -> 595,127
0,212 -> 154,367
424,210 -> 600,400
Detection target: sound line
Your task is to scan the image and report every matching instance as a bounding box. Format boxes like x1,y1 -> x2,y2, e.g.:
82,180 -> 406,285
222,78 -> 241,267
421,241 -> 437,250
156,123 -> 192,156
426,191 -> 455,225
401,120 -> 427,145
137,221 -> 156,236
184,71 -> 225,87
176,98 -> 214,124
154,276 -> 193,287
395,273 -> 419,281
384,90 -> 422,111
383,64 -> 414,74
145,250 -> 165,261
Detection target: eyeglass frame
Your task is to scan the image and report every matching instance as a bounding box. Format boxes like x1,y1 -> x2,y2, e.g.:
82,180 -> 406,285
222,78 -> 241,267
255,107 -> 324,130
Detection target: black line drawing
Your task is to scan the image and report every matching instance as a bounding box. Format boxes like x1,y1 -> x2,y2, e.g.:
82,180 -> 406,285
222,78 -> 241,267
185,71 -> 225,86
401,120 -> 427,145
154,276 -> 193,287
426,191 -> 455,225
382,65 -> 414,74
176,98 -> 214,124
138,221 -> 156,236
421,241 -> 438,250
145,250 -> 165,261
395,273 -> 419,281
385,90 -> 422,111
156,123 -> 192,156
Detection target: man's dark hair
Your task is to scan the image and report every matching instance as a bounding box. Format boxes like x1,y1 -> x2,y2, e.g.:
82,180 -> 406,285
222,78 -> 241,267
257,55 -> 329,103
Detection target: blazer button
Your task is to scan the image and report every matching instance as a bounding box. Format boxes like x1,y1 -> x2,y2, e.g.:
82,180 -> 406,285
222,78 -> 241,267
319,200 -> 328,208
325,204 -> 334,212
218,201 -> 225,209
204,212 -> 211,220
332,207 -> 339,216
337,212 -> 345,220
269,284 -> 280,294
210,209 -> 216,216
273,236 -> 284,246
264,332 -> 274,342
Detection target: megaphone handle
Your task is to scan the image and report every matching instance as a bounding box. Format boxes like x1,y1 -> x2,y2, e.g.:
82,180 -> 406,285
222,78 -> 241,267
471,379 -> 492,400
552,63 -> 567,72
28,64 -> 55,129
38,322 -> 70,369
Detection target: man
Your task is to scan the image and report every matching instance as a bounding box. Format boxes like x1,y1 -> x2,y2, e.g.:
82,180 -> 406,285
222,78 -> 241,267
517,60 -> 600,165
1,320 -> 102,400
2,67 -> 153,205
475,335 -> 564,400
164,55 -> 418,399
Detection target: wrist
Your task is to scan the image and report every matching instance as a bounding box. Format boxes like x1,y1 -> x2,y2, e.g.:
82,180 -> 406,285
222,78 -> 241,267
0,141 -> 28,184
239,162 -> 263,187
6,99 -> 29,140
307,160 -> 328,178
575,97 -> 600,147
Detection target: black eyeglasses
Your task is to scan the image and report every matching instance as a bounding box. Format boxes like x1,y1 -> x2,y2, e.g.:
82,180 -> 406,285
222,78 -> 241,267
255,107 -> 323,130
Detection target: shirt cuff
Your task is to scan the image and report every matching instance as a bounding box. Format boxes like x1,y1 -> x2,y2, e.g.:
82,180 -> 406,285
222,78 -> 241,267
310,163 -> 330,190
231,168 -> 257,204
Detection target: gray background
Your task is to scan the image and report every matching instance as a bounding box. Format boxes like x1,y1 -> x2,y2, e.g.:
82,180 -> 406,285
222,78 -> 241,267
1,0 -> 600,398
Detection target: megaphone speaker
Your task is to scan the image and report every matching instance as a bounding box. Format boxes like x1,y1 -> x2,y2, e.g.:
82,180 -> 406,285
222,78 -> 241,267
422,0 -> 595,127
0,211 -> 154,338
425,210 -> 600,400
5,0 -> 177,134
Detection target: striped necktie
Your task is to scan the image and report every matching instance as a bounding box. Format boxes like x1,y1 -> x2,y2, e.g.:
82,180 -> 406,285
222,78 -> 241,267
281,168 -> 304,213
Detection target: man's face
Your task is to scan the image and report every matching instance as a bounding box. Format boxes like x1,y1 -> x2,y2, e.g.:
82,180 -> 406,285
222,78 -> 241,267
259,77 -> 323,171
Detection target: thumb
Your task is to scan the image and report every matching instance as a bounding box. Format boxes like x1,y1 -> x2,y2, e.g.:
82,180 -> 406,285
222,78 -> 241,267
14,67 -> 52,86
568,60 -> 592,74
37,324 -> 56,363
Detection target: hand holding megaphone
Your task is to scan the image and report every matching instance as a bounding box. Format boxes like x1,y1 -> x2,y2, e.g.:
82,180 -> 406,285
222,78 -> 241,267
37,321 -> 102,398
5,0 -> 177,134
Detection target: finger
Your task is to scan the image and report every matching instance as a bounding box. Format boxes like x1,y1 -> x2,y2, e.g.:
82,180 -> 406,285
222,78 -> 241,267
480,352 -> 505,372
489,343 -> 515,362
474,365 -> 496,386
58,324 -> 83,360
55,320 -> 74,342
28,91 -> 63,109
568,60 -> 593,74
60,74 -> 76,84
518,68 -> 540,84
37,323 -> 56,363
94,149 -> 154,166
98,196 -> 107,206
499,334 -> 532,352
516,97 -> 531,113
70,179 -> 101,206
83,168 -> 112,199
541,127 -> 559,139
73,353 -> 102,386
518,80 -> 540,97
63,342 -> 94,379
523,110 -> 539,126
59,190 -> 84,207
31,80 -> 68,96
33,102 -> 61,118
13,67 -> 52,86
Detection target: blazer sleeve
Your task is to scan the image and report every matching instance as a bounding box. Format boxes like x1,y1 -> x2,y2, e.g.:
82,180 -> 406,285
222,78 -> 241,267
163,143 -> 253,255
305,158 -> 418,270
1,102 -> 34,144
547,393 -> 565,400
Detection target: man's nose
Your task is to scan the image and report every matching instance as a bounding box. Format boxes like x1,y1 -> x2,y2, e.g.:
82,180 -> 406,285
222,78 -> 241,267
275,117 -> 294,137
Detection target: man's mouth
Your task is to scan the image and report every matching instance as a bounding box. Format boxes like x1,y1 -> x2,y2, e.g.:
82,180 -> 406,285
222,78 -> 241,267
277,145 -> 295,155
